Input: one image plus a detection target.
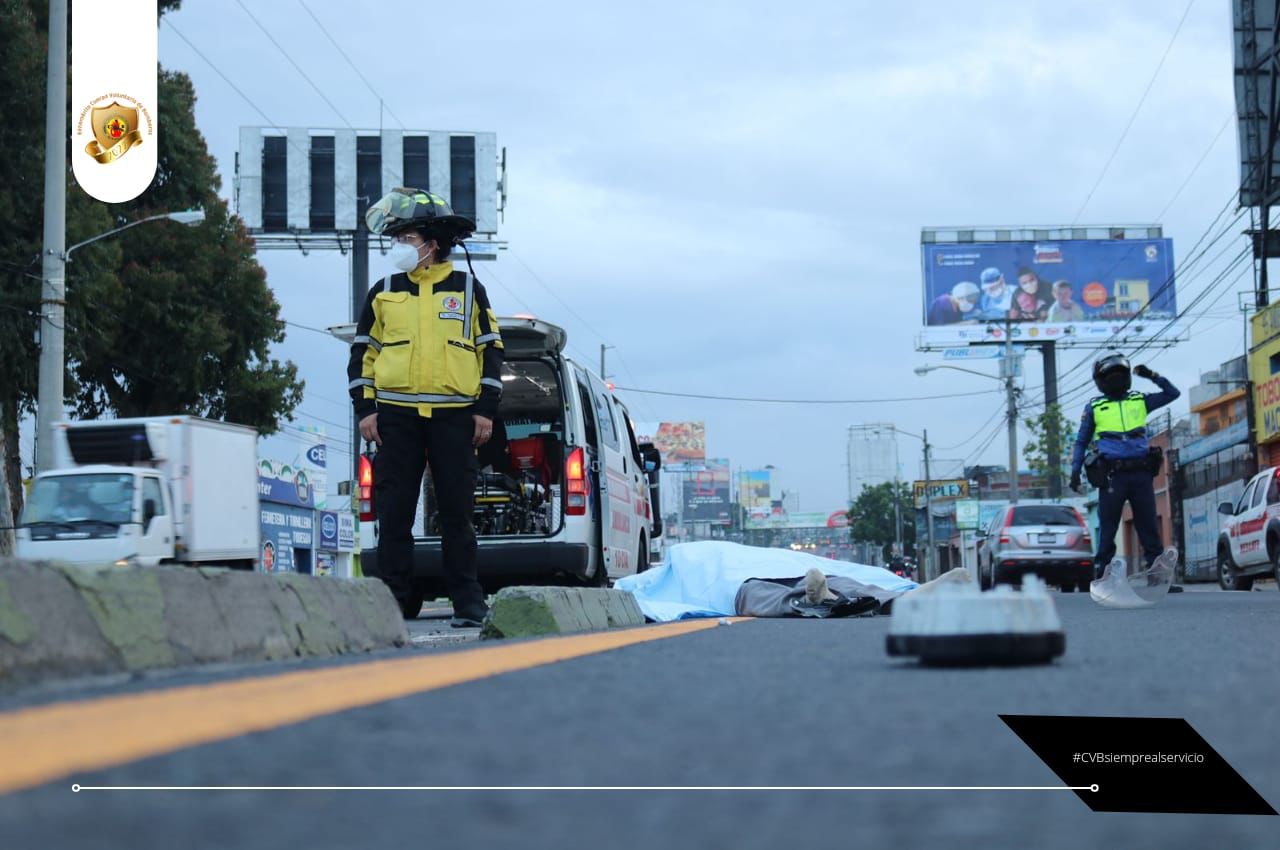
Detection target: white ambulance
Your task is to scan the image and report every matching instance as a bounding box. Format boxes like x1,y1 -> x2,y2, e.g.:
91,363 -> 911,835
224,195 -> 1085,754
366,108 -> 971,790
350,317 -> 659,614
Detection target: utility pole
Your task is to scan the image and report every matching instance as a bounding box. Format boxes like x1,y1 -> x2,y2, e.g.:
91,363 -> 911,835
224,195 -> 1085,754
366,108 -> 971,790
600,344 -> 614,380
35,0 -> 68,474
923,428 -> 936,581
1004,324 -> 1019,506
893,435 -> 903,556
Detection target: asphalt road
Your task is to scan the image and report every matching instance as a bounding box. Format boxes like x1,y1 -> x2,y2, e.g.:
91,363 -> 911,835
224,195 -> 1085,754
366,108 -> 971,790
1,589 -> 1277,849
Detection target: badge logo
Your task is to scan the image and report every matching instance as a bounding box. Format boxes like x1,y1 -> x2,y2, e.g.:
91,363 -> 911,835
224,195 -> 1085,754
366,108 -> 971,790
443,296 -> 462,311
82,98 -> 149,164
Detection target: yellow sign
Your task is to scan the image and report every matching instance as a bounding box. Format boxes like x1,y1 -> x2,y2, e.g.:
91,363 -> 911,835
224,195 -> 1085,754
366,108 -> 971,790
913,479 -> 970,507
1252,300 -> 1280,351
1250,335 -> 1280,443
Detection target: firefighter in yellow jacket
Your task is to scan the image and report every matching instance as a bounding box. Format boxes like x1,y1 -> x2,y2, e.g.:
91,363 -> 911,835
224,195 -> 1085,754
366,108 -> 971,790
347,188 -> 504,625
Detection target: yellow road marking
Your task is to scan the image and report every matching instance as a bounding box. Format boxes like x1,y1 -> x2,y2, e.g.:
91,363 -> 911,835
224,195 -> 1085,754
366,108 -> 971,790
0,619 -> 737,795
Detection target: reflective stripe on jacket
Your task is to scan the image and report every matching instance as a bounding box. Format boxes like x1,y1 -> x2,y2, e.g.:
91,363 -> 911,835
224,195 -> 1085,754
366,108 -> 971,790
347,261 -> 504,421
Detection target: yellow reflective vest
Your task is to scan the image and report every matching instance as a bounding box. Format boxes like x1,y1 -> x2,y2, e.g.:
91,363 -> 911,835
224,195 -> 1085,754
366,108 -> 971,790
1090,391 -> 1147,435
347,261 -> 504,420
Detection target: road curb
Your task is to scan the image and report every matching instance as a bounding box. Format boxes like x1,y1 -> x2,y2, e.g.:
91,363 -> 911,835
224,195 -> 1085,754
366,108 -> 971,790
0,558 -> 408,690
481,586 -> 646,639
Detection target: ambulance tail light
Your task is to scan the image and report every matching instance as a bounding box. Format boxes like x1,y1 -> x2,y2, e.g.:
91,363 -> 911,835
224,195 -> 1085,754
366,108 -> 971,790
359,453 -> 375,522
566,447 -> 587,516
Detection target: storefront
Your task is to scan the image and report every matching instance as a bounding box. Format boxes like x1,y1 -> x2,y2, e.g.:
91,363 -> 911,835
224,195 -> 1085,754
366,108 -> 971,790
258,462 -> 315,574
1252,300 -> 1280,467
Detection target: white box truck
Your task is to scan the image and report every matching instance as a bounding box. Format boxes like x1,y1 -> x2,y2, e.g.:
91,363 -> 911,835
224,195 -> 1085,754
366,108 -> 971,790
15,416 -> 259,569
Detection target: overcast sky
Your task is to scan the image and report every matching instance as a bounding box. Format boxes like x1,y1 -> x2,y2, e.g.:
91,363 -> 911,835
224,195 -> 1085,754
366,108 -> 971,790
92,0 -> 1247,508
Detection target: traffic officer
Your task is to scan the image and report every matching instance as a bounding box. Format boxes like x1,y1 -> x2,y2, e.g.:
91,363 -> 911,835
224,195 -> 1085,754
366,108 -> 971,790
348,188 -> 504,626
1069,353 -> 1180,583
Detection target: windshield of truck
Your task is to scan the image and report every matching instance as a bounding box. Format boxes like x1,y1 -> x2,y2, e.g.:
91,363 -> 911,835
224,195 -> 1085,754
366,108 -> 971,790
20,474 -> 135,525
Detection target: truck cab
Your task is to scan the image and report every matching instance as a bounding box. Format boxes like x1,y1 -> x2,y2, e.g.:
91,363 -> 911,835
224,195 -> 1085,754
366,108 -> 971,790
17,466 -> 176,567
14,416 -> 259,570
1216,466 -> 1280,590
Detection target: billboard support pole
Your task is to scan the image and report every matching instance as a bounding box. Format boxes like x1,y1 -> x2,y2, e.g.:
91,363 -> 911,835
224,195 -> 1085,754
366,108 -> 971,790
350,197 -> 369,479
1042,341 -> 1061,498
1005,323 -> 1019,506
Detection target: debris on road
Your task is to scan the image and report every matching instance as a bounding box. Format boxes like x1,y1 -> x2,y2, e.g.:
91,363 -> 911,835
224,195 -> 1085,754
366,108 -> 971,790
887,570 -> 1065,666
1090,548 -> 1178,609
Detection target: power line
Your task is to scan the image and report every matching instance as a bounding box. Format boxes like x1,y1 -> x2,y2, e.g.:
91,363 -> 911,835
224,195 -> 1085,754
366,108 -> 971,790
234,0 -> 355,130
613,386 -> 1001,404
936,402 -> 1006,452
1071,0 -> 1197,223
1154,112 -> 1233,222
296,0 -> 406,130
162,19 -> 363,211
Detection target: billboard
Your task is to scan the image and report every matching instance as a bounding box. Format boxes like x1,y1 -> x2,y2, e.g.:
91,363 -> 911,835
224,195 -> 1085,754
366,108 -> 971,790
738,469 -> 772,510
744,509 -> 851,530
683,458 -> 731,524
920,238 -> 1176,347
649,421 -> 705,470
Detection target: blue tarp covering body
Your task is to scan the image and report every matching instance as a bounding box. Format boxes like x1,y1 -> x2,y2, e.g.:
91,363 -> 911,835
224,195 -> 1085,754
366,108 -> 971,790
614,541 -> 919,622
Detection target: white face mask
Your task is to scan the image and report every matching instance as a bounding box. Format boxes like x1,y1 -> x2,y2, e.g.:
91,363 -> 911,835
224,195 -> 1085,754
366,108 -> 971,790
389,240 -> 424,272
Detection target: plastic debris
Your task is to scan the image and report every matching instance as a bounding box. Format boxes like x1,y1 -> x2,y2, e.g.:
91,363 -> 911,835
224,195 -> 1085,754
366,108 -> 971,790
887,572 -> 1064,666
1090,548 -> 1178,609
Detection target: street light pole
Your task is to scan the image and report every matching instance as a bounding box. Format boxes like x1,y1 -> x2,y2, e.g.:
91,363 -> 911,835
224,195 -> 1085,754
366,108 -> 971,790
915,356 -> 1020,507
34,209 -> 205,473
36,0 -> 68,476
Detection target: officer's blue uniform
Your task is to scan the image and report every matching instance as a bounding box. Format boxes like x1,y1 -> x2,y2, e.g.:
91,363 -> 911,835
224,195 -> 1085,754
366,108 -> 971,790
1070,375 -> 1180,574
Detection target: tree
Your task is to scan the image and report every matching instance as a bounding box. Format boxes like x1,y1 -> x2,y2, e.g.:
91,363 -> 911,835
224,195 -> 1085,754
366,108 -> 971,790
0,0 -> 303,522
847,481 -> 914,562
1022,403 -> 1077,481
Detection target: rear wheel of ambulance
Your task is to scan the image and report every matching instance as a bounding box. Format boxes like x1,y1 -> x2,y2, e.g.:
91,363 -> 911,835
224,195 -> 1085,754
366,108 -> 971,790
636,536 -> 649,574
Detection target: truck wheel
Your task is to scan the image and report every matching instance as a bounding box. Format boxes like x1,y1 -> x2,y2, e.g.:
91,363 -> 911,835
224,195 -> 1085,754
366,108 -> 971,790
1219,549 -> 1253,591
636,540 -> 649,574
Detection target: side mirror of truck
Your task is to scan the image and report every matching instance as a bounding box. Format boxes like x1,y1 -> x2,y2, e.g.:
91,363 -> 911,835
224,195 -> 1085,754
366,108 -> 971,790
1217,501 -> 1234,516
143,498 -> 157,530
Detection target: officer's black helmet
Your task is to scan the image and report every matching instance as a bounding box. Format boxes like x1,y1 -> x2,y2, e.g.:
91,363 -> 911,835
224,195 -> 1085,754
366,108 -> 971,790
1093,352 -> 1131,397
365,187 -> 476,242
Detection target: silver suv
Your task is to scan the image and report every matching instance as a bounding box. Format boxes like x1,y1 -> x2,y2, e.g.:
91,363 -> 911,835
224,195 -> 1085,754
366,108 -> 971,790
976,503 -> 1094,592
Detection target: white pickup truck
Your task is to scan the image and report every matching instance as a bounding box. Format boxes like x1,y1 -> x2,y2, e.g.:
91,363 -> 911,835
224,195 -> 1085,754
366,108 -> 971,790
1216,465 -> 1280,590
16,416 -> 259,569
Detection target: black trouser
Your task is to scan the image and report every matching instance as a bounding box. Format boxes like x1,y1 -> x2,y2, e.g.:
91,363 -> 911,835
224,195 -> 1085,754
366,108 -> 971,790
1095,467 -> 1163,577
374,407 -> 484,615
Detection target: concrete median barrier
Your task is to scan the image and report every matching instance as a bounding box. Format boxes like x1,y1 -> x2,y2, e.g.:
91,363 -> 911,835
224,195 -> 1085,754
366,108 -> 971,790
0,559 -> 408,690
481,586 -> 645,639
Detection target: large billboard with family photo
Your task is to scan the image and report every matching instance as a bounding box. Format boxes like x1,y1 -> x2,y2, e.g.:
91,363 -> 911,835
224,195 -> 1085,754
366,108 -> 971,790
920,238 -> 1177,347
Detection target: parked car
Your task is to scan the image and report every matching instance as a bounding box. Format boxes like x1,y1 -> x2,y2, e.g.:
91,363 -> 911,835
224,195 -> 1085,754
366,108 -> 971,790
1215,466 -> 1280,591
976,503 -> 1094,592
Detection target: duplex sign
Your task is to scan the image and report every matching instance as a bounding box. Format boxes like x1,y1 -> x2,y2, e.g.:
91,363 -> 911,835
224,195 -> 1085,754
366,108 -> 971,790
913,479 -> 970,507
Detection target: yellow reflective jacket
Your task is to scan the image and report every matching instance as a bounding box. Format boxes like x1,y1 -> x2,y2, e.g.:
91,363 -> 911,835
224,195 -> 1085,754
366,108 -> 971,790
347,261 -> 504,420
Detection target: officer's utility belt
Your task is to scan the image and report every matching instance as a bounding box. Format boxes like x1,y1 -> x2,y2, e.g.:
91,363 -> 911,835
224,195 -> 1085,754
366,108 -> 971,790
1084,446 -> 1163,486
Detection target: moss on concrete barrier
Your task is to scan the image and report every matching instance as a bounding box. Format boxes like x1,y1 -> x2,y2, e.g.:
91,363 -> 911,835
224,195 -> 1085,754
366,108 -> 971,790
481,586 -> 646,639
0,559 -> 408,690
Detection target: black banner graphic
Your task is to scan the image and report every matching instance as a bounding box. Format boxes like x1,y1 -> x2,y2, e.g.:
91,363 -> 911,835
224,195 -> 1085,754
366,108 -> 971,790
1001,715 -> 1275,815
